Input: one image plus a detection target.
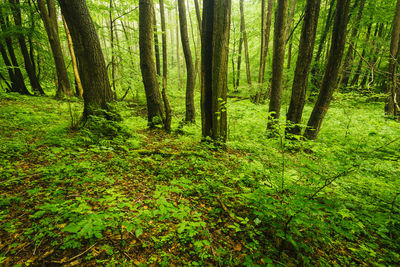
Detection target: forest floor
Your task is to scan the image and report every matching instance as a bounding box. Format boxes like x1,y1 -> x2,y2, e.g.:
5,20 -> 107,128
0,92 -> 399,266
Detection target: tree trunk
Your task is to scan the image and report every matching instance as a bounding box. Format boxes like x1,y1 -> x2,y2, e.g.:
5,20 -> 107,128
386,0 -> 400,116
240,0 -> 251,85
310,0 -> 335,88
304,0 -> 351,140
153,6 -> 161,76
201,0 -> 231,143
350,21 -> 372,88
138,0 -> 165,127
267,0 -> 289,129
62,15 -> 83,98
37,0 -> 72,98
159,0 -> 172,132
193,0 -> 201,33
178,0 -> 195,123
58,0 -> 113,121
0,13 -> 30,95
339,0 -> 365,91
286,0 -> 321,137
235,21 -> 243,89
258,0 -> 273,85
109,0 -> 117,99
9,0 -> 45,95
176,4 -> 182,90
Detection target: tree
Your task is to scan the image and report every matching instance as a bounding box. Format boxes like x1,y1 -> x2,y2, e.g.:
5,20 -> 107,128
178,0 -> 195,123
58,0 -> 113,121
239,0 -> 251,86
37,0 -> 72,98
338,0 -> 365,91
138,0 -> 165,127
62,15 -> 83,98
159,0 -> 172,132
153,6 -> 161,76
0,7 -> 30,95
258,0 -> 273,85
386,0 -> 400,117
8,0 -> 45,95
201,0 -> 231,143
267,0 -> 289,129
304,0 -> 351,140
286,0 -> 321,137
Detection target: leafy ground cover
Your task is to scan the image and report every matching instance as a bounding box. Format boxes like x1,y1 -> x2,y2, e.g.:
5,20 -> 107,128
0,92 -> 399,266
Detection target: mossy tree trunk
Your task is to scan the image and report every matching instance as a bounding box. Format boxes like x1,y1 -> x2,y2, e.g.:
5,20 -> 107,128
178,0 -> 195,123
267,0 -> 289,130
37,0 -> 72,98
201,0 -> 231,143
9,0 -> 45,95
386,0 -> 400,117
159,0 -> 172,132
304,0 -> 351,140
138,0 -> 165,127
58,0 -> 113,121
286,0 -> 321,137
239,0 -> 251,86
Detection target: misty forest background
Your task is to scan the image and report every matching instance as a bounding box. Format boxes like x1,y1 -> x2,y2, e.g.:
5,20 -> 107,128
1,0 -> 400,265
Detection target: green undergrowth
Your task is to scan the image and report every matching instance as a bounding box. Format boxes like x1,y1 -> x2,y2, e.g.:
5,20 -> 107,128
0,92 -> 399,266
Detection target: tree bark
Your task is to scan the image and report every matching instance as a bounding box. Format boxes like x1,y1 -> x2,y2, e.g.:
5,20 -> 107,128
62,15 -> 83,98
267,0 -> 289,129
37,0 -> 72,98
304,0 -> 351,140
9,0 -> 45,95
159,0 -> 172,132
153,6 -> 161,76
339,0 -> 365,91
310,0 -> 335,88
386,0 -> 400,116
286,0 -> 321,137
58,0 -> 113,121
239,0 -> 251,86
138,0 -> 165,127
350,21 -> 372,88
201,0 -> 231,143
258,0 -> 273,85
193,0 -> 201,33
178,0 -> 195,123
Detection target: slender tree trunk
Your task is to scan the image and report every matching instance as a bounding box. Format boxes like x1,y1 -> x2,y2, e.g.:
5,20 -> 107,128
304,0 -> 351,140
267,0 -> 289,129
286,0 -> 321,137
350,21 -> 372,88
0,16 -> 30,95
9,0 -> 45,95
176,4 -> 181,90
339,0 -> 365,91
386,0 -> 400,116
240,0 -> 251,85
258,0 -> 273,85
178,0 -> 195,123
311,0 -> 335,88
153,6 -> 161,76
138,0 -> 165,127
37,0 -> 72,98
159,0 -> 172,132
236,20 -> 243,89
0,42 -> 17,93
286,0 -> 297,39
62,15 -> 83,98
58,0 -> 113,121
201,0 -> 231,143
194,0 -> 201,33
